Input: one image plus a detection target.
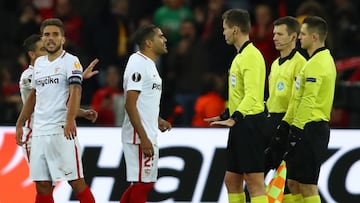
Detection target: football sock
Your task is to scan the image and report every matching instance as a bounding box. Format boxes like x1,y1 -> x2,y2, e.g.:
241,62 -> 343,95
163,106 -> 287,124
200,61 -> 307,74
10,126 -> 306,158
120,185 -> 133,203
76,186 -> 95,203
283,193 -> 295,203
128,182 -> 155,203
228,192 -> 246,203
35,193 -> 54,203
251,195 -> 269,203
304,195 -> 321,203
293,194 -> 304,203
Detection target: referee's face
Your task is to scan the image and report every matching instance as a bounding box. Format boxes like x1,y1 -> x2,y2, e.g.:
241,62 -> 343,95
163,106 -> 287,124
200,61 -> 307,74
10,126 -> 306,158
299,23 -> 311,50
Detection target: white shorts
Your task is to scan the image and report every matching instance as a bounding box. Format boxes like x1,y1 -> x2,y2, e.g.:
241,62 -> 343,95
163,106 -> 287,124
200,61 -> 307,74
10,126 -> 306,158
21,126 -> 32,162
29,131 -> 84,182
123,143 -> 159,183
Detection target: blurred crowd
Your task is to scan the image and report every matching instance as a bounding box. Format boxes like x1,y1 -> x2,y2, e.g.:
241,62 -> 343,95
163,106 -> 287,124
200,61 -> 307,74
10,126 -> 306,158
1,0 -> 360,128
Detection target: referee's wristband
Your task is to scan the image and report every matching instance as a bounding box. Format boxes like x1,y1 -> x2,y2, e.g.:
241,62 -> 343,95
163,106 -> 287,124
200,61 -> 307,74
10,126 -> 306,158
219,108 -> 230,120
231,111 -> 244,123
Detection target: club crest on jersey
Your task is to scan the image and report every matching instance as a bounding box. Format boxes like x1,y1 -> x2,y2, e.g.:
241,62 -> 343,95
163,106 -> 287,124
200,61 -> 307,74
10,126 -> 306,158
74,61 -> 81,70
277,81 -> 284,91
132,72 -> 142,82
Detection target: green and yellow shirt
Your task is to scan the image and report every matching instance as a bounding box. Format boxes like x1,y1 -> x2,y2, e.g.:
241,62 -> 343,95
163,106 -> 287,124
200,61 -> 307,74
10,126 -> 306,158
267,50 -> 306,113
228,41 -> 266,116
283,48 -> 336,129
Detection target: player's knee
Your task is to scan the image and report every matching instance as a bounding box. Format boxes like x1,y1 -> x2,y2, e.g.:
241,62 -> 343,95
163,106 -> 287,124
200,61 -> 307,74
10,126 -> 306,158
68,178 -> 87,194
35,181 -> 53,194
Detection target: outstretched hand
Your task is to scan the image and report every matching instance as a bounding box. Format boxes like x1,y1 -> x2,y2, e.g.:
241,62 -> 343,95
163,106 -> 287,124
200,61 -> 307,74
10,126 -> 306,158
83,109 -> 98,123
83,58 -> 99,79
209,118 -> 236,127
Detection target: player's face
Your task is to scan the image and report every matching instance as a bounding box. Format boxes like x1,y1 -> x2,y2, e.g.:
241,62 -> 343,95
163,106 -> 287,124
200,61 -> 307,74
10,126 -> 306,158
223,20 -> 235,45
299,23 -> 312,50
152,28 -> 168,55
42,25 -> 65,55
273,24 -> 292,51
34,40 -> 47,59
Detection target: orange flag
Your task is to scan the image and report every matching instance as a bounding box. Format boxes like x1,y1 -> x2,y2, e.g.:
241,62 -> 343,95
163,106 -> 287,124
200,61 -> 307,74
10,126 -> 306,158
266,160 -> 287,203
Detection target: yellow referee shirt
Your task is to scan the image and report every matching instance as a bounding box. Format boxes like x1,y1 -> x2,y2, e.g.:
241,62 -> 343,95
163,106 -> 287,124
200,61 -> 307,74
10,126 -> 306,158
283,48 -> 336,129
267,50 -> 306,113
228,41 -> 266,116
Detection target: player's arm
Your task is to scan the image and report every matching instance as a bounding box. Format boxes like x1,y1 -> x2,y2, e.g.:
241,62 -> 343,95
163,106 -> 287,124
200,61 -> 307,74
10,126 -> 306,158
64,83 -> 82,140
77,108 -> 98,123
158,116 -> 171,132
15,89 -> 36,146
82,58 -> 99,79
125,90 -> 153,157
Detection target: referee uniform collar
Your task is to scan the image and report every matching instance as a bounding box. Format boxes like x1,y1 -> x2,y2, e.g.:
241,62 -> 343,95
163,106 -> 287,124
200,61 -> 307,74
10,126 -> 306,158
310,47 -> 327,58
278,49 -> 297,65
238,41 -> 252,54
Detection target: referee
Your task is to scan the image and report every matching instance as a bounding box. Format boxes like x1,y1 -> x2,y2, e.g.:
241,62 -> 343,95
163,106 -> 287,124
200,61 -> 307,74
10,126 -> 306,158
282,16 -> 336,203
265,16 -> 307,203
206,9 -> 268,203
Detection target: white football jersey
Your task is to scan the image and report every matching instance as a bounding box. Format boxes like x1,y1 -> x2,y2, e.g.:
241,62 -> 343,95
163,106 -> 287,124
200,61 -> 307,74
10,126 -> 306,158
122,51 -> 162,145
19,65 -> 34,129
31,51 -> 83,134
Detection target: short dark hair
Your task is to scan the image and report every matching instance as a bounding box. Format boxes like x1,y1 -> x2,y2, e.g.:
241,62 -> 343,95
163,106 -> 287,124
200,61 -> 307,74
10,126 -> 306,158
273,16 -> 300,35
222,9 -> 251,34
303,16 -> 328,42
134,24 -> 158,49
40,18 -> 64,36
23,34 -> 42,52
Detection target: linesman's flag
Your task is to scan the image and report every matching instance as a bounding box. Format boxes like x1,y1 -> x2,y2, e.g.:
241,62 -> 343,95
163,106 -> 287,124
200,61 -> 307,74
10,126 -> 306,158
266,160 -> 287,203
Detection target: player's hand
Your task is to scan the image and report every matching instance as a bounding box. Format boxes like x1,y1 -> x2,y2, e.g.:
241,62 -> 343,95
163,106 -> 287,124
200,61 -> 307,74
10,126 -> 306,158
64,119 -> 77,140
82,58 -> 99,79
158,118 -> 171,132
83,109 -> 98,123
15,126 -> 25,146
140,137 -> 154,158
209,118 -> 236,127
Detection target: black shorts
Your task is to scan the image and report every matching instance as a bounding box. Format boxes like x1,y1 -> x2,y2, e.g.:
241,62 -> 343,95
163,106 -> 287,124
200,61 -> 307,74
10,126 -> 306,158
227,112 -> 267,174
287,121 -> 330,184
264,113 -> 285,148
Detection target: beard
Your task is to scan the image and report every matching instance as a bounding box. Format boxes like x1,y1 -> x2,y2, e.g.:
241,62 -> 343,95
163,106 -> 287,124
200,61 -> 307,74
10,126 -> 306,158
45,44 -> 62,54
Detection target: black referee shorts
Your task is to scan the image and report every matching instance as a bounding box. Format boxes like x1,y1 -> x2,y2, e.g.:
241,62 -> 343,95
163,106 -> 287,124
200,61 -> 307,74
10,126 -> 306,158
264,113 -> 285,148
287,121 -> 330,184
227,112 -> 267,174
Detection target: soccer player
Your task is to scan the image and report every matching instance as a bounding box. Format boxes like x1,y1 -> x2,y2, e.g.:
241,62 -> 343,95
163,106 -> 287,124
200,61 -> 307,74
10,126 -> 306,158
282,16 -> 336,203
264,16 -> 307,203
120,24 -> 172,203
205,9 -> 268,203
20,34 -> 99,161
15,18 -> 97,203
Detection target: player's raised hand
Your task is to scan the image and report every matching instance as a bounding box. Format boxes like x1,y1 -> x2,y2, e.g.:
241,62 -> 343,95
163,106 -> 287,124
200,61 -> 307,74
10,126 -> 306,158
83,58 -> 99,79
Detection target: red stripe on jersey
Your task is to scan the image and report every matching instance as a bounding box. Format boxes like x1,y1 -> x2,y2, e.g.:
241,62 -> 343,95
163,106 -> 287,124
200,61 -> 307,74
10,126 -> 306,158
133,129 -> 136,144
74,143 -> 81,179
138,145 -> 142,182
